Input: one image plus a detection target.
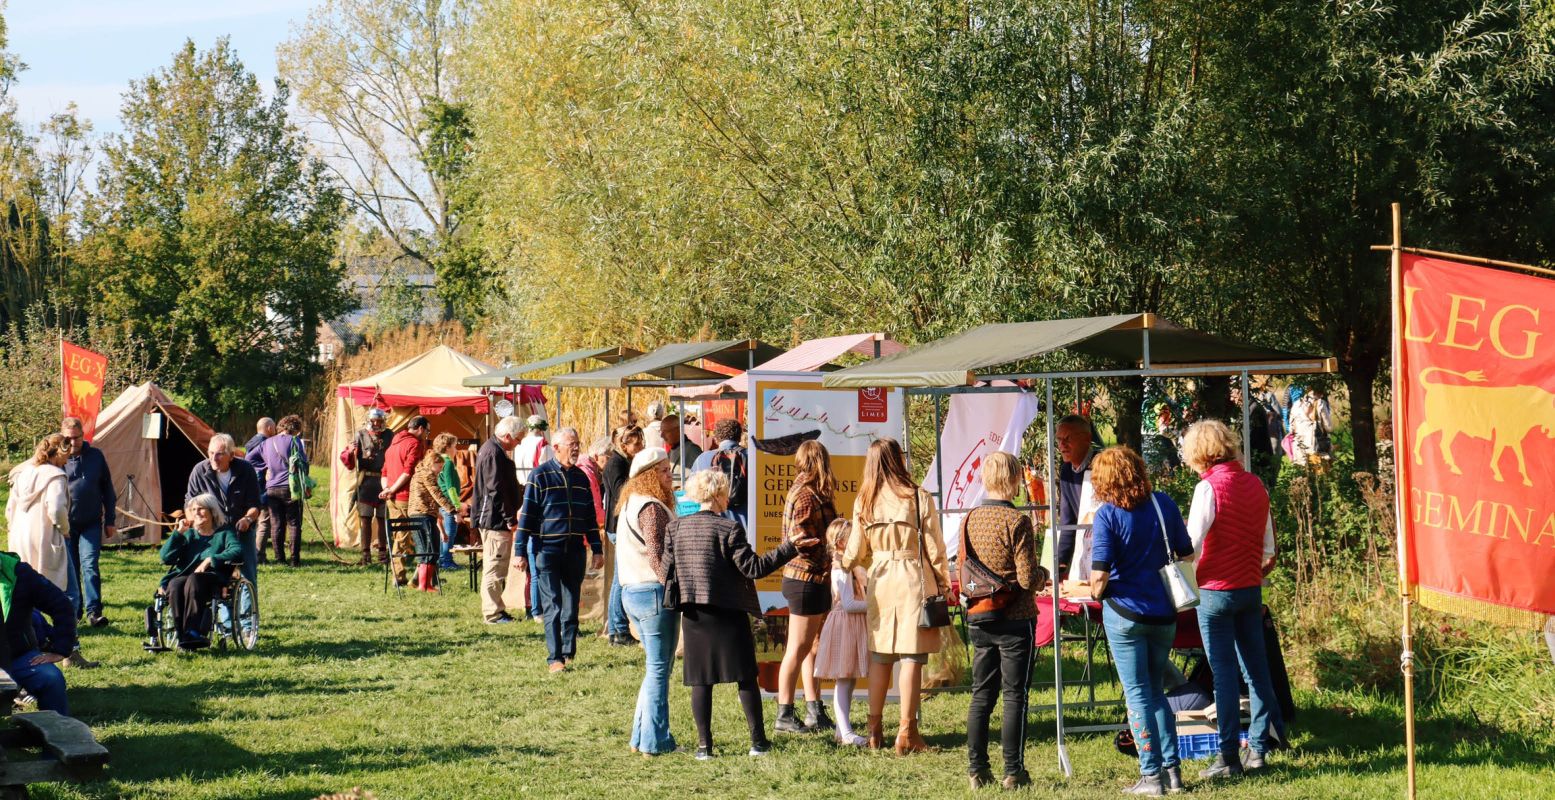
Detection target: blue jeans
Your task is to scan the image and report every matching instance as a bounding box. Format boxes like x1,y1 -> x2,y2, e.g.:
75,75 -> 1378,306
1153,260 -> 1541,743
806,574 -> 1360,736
534,540 -> 587,665
1197,587 -> 1285,758
10,651 -> 68,715
68,523 -> 103,618
438,510 -> 459,567
606,533 -> 628,637
525,540 -> 543,618
622,582 -> 680,754
237,526 -> 259,586
1102,604 -> 1180,776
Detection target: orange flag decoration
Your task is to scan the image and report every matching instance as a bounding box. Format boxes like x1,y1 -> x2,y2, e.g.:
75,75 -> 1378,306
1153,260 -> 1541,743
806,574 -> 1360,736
1396,254 -> 1555,625
60,341 -> 108,441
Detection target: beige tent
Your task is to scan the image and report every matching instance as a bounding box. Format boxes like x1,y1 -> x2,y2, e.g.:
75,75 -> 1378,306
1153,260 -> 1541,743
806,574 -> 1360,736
93,383 -> 217,545
329,345 -> 500,548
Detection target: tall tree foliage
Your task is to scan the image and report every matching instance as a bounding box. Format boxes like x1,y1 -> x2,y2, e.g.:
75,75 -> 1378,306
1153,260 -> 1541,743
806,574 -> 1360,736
1193,0 -> 1555,469
464,0 -> 1555,466
280,0 -> 492,324
81,39 -> 351,418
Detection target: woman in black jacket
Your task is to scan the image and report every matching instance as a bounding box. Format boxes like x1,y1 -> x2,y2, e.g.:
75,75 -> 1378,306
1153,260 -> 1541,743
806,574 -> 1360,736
665,469 -> 814,760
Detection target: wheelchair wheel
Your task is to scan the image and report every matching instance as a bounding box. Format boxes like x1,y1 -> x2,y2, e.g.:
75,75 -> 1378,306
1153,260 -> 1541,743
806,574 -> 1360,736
224,577 -> 259,651
159,595 -> 179,651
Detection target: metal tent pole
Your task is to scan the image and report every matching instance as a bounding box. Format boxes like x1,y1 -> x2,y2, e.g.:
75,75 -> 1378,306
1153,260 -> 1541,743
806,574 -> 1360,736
932,392 -> 945,508
1049,377 -> 1071,777
1240,371 -> 1252,469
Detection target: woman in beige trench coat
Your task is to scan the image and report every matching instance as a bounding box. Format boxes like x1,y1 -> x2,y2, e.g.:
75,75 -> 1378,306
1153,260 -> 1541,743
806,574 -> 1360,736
843,438 -> 950,755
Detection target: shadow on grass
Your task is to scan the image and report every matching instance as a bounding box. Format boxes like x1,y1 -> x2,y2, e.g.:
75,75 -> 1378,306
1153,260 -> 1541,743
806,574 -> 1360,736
71,674 -> 392,726
1285,702 -> 1555,774
99,725 -> 517,787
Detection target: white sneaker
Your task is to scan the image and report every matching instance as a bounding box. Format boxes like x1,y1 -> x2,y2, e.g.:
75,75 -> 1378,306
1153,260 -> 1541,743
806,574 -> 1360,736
838,732 -> 869,747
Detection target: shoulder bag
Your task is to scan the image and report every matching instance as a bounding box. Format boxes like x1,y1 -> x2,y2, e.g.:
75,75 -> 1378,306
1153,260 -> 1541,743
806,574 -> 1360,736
958,507 -> 1013,615
1152,494 -> 1199,611
916,491 -> 953,629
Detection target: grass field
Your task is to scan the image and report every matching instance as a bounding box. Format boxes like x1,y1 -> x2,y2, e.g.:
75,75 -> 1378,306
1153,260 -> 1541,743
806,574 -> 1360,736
2,472 -> 1552,799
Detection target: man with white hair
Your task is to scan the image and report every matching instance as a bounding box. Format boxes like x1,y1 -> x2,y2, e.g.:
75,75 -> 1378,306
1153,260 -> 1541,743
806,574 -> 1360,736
185,433 -> 263,584
473,417 -> 525,624
516,427 -> 604,671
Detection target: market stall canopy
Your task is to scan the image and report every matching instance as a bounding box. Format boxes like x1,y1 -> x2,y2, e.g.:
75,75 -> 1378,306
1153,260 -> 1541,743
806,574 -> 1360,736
461,346 -> 641,388
671,333 -> 907,398
821,314 -> 1336,388
336,344 -> 498,410
550,339 -> 785,389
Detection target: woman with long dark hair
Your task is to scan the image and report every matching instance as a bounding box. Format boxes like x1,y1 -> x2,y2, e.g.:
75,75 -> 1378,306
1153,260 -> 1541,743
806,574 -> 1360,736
773,440 -> 838,734
843,437 -> 950,754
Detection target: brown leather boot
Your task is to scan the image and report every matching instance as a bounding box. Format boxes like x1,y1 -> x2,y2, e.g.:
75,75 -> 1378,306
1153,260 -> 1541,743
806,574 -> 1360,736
866,714 -> 885,750
894,719 -> 928,755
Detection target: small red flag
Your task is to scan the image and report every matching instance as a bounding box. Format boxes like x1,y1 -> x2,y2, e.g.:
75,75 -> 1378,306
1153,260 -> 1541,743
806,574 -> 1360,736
60,341 -> 109,441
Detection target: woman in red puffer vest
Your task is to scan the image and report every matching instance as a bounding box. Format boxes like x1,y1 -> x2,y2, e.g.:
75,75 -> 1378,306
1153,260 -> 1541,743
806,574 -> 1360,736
1182,420 -> 1287,782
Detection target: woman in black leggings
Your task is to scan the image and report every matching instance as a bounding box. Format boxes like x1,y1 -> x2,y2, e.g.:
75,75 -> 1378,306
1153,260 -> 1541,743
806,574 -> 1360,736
663,469 -> 810,759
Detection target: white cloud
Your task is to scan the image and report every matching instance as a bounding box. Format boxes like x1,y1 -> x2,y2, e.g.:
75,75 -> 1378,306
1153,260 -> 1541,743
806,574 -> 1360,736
11,0 -> 315,35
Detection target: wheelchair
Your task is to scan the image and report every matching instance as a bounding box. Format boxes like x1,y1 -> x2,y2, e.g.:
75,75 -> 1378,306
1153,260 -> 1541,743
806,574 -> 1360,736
144,569 -> 260,652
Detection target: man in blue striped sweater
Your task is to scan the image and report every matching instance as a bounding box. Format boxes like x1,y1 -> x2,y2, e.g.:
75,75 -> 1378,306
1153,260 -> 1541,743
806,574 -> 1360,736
515,427 -> 604,672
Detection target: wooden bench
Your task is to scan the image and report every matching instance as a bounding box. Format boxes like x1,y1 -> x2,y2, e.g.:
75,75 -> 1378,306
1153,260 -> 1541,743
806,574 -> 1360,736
0,670 -> 110,797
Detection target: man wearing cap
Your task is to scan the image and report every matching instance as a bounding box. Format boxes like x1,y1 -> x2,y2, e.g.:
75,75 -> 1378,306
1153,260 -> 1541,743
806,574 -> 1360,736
513,415 -> 554,486
380,415 -> 431,587
516,427 -> 604,672
352,408 -> 395,566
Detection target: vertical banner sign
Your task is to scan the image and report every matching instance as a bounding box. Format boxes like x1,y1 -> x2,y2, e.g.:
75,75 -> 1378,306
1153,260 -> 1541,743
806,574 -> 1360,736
747,372 -> 905,597
922,388 -> 1042,558
60,341 -> 109,441
1397,254 -> 1555,624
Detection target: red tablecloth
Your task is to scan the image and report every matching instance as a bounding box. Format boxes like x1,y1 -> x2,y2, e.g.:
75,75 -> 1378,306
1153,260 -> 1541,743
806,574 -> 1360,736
1033,597 -> 1203,650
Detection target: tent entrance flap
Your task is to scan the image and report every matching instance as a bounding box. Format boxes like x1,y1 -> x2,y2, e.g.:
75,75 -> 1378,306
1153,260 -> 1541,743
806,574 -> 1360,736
153,420 -> 206,518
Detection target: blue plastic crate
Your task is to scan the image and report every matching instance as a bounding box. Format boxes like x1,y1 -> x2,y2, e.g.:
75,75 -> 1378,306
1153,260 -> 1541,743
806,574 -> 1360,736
1177,729 -> 1248,761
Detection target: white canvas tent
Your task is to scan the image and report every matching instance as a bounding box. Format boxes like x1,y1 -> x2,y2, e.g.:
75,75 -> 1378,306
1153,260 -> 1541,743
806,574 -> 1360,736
92,382 -> 217,545
329,345 -> 500,548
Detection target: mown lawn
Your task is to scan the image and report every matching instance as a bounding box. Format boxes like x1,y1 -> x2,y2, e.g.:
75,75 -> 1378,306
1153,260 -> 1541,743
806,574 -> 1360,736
1,473 -> 1550,799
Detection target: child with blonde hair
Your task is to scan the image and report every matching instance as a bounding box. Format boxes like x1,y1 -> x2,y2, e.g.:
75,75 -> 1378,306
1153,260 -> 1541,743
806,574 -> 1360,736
812,518 -> 871,746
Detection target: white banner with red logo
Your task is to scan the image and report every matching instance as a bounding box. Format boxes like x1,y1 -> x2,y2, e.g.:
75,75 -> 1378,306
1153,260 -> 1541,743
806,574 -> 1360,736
922,386 -> 1042,558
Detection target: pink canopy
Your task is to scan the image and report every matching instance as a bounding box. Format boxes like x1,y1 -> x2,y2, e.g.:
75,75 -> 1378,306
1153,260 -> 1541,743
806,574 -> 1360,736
670,333 -> 904,398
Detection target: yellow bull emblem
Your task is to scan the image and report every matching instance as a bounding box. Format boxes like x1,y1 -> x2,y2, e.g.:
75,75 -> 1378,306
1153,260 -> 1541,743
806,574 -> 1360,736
1412,368 -> 1555,487
69,376 -> 100,409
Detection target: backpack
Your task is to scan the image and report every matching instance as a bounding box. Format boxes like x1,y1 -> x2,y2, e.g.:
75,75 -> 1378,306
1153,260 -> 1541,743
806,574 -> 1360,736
287,437 -> 316,500
710,446 -> 748,511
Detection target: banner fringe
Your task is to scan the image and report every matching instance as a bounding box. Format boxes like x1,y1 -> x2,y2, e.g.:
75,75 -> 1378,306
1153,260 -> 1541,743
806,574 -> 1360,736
1415,586 -> 1547,629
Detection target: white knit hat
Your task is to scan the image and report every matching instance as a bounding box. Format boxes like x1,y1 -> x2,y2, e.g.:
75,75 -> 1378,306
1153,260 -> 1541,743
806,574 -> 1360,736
629,448 -> 669,479
525,414 -> 548,430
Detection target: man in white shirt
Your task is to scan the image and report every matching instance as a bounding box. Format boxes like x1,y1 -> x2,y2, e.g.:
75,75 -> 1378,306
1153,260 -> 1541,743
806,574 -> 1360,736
513,415 -> 554,486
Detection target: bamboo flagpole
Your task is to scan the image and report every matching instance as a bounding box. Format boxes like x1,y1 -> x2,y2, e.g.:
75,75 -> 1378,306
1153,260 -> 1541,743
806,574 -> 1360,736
1386,202 -> 1418,800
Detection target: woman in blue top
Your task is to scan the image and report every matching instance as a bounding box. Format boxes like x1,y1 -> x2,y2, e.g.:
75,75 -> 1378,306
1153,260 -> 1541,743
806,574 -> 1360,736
1087,447 -> 1195,797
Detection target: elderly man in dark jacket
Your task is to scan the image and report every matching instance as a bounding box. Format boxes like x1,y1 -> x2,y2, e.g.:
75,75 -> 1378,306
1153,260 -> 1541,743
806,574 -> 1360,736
473,417 -> 524,624
186,433 -> 263,584
515,427 -> 604,672
1,552 -> 79,714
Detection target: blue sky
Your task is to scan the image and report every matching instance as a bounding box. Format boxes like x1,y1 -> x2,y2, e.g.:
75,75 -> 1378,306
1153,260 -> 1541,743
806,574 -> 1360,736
7,1 -> 316,135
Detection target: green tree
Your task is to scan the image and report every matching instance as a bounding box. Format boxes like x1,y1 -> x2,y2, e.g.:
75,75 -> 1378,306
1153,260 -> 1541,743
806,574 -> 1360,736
81,39 -> 352,418
1193,0 -> 1555,470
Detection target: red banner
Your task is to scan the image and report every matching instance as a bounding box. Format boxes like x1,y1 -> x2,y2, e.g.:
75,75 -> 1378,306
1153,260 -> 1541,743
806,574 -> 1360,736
60,341 -> 108,441
1397,254 -> 1555,622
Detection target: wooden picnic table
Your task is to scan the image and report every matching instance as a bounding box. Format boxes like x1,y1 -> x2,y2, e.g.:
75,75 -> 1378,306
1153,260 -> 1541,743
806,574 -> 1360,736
0,667 -> 110,798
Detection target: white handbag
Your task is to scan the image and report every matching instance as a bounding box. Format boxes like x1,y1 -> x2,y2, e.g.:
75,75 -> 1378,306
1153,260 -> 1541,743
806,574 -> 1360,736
1152,495 -> 1199,611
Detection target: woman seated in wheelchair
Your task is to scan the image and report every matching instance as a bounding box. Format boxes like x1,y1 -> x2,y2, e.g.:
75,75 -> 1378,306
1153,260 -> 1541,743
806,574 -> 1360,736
157,493 -> 243,650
